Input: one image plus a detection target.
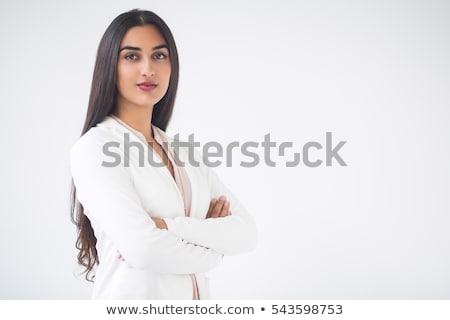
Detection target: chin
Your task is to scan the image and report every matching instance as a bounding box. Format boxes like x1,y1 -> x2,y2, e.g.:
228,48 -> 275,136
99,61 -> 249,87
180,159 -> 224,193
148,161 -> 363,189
135,97 -> 163,108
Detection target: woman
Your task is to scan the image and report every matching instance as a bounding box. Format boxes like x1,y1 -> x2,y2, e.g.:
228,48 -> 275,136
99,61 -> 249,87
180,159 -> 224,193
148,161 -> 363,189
70,9 -> 257,299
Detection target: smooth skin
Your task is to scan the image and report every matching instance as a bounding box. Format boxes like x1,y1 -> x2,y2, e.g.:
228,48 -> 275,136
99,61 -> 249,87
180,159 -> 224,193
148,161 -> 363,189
114,25 -> 230,236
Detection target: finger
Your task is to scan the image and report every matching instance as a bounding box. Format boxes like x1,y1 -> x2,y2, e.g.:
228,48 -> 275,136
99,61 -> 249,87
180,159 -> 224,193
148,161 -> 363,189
206,198 -> 217,219
210,197 -> 226,218
215,196 -> 229,217
219,200 -> 230,217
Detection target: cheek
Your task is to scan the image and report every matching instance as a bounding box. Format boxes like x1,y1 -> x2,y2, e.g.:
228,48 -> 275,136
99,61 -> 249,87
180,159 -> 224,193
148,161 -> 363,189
162,64 -> 172,83
117,63 -> 136,87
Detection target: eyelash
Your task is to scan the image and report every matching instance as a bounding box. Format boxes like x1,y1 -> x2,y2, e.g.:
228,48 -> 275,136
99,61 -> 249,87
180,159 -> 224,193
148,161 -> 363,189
153,52 -> 168,60
124,53 -> 138,60
123,52 -> 168,61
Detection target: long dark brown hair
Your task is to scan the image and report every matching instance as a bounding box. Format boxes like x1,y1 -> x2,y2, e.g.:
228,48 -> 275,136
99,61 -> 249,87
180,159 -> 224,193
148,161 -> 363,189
70,9 -> 179,280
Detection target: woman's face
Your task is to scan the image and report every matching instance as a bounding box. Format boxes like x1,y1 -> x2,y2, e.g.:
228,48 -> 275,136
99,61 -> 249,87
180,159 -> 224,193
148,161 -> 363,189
116,25 -> 171,110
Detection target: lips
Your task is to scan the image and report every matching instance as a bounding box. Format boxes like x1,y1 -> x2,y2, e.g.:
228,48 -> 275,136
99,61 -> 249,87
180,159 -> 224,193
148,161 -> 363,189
137,82 -> 157,91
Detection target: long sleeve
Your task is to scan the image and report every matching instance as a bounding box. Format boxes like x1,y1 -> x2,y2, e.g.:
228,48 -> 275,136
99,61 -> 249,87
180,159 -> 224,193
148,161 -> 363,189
164,150 -> 258,256
70,133 -> 223,275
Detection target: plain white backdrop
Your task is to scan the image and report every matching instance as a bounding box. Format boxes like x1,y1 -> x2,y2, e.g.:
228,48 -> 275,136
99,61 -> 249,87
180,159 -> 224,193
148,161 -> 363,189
0,0 -> 449,299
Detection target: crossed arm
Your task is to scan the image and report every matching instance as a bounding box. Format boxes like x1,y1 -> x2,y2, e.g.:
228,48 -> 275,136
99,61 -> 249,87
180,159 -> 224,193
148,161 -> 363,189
151,195 -> 231,229
117,196 -> 230,261
71,137 -> 256,274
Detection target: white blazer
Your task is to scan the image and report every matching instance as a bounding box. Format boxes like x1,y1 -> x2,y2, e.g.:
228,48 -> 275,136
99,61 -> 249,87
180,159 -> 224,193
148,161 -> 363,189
70,116 -> 257,299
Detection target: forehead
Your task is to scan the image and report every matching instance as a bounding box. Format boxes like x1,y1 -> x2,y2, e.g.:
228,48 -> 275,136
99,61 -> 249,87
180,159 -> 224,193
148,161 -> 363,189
120,25 -> 166,48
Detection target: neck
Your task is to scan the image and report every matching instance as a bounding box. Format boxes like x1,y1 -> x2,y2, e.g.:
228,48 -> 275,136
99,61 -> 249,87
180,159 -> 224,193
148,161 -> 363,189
114,100 -> 154,141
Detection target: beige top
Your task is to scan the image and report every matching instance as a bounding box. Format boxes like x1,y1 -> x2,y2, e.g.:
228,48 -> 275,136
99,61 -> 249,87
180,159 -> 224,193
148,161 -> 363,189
110,115 -> 199,299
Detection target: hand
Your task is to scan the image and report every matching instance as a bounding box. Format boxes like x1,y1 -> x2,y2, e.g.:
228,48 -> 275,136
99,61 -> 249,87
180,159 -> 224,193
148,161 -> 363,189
206,195 -> 232,219
151,217 -> 168,230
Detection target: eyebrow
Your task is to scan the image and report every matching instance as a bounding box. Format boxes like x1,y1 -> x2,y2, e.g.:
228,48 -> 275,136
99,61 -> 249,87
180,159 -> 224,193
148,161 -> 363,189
119,44 -> 168,52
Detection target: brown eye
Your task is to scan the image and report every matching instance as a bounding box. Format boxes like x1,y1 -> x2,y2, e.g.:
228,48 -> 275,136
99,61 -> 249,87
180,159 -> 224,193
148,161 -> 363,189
125,53 -> 139,60
153,52 -> 168,60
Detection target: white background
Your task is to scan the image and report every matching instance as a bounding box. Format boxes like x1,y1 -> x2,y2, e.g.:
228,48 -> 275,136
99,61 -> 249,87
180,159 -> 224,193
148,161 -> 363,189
0,0 -> 449,299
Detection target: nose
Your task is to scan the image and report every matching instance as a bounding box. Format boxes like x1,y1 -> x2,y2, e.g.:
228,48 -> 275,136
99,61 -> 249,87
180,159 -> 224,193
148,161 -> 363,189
141,57 -> 155,77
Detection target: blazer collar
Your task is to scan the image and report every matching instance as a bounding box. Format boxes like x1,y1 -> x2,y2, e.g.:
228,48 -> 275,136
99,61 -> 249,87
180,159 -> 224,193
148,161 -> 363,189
97,115 -> 172,144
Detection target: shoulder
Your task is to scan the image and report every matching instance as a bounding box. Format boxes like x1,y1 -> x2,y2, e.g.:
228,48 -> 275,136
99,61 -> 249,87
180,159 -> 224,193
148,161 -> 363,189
70,116 -> 124,162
